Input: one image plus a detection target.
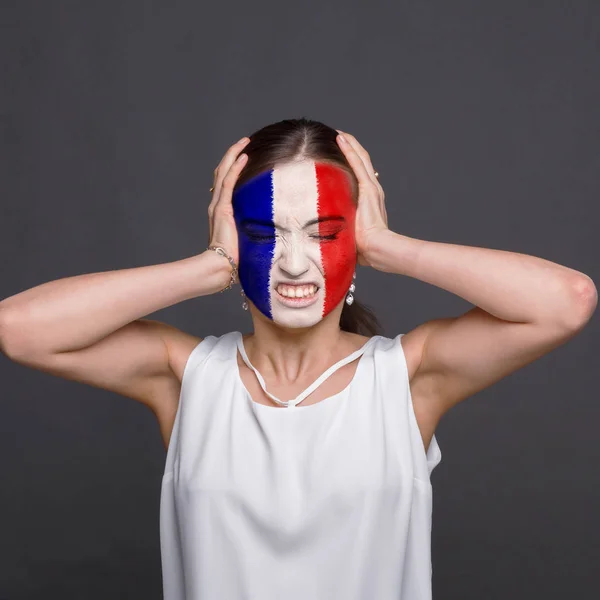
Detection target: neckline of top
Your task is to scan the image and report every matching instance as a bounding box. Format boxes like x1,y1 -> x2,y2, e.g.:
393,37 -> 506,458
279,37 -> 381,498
234,331 -> 379,411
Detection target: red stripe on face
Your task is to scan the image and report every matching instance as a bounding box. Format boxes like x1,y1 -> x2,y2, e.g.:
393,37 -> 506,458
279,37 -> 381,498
314,163 -> 357,315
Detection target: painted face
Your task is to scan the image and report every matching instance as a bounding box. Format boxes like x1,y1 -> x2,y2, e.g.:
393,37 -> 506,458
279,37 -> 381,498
232,160 -> 357,328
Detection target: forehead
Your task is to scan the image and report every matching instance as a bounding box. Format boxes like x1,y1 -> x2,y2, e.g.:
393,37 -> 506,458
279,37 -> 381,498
233,160 -> 354,223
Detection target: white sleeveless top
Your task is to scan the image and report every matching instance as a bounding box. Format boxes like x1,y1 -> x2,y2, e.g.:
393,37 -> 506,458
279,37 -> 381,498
160,331 -> 442,599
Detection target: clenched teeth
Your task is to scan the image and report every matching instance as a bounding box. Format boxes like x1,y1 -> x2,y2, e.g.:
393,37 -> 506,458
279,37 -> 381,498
276,284 -> 318,298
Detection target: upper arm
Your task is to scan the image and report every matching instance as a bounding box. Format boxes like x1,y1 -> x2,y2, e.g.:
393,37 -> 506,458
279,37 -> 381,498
407,303 -> 592,422
2,316 -> 202,416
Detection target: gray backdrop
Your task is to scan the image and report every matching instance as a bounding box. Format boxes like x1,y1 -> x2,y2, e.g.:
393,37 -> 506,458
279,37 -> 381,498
1,1 -> 598,598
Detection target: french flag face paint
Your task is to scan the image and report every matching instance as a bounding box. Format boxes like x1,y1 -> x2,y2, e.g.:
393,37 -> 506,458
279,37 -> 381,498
232,160 -> 357,328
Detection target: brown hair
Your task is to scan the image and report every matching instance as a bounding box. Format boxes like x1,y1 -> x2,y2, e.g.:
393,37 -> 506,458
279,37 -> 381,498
234,117 -> 383,338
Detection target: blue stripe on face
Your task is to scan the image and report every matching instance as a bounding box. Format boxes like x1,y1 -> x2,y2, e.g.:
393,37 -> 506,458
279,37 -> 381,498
232,170 -> 275,320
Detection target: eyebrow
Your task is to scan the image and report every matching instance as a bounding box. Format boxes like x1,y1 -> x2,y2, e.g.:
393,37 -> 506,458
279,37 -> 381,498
240,216 -> 346,229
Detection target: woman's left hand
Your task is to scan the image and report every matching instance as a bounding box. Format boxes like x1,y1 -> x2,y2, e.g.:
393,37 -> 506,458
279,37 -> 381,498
336,130 -> 390,266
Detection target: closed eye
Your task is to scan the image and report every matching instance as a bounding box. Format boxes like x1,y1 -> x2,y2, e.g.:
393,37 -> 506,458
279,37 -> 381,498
310,233 -> 339,241
243,224 -> 277,242
246,232 -> 339,242
246,233 -> 276,241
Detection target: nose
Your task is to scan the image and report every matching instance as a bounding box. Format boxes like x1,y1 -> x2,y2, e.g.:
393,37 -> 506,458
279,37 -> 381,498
278,240 -> 310,278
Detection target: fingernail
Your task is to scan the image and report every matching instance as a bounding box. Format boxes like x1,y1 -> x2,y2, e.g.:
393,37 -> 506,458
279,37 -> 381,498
238,137 -> 249,144
237,153 -> 247,162
338,134 -> 346,143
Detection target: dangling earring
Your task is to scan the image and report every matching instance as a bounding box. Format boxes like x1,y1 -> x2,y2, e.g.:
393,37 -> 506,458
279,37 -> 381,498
345,271 -> 356,306
241,287 -> 248,311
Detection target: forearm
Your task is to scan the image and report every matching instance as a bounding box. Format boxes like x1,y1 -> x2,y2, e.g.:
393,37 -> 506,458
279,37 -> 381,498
366,229 -> 594,325
0,250 -> 232,354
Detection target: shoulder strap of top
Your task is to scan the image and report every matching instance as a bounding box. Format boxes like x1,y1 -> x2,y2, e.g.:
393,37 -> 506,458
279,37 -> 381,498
235,332 -> 377,408
395,333 -> 443,477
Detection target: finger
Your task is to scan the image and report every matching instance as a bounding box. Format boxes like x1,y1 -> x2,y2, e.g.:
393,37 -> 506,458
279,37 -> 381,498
338,131 -> 387,227
214,152 -> 248,214
208,137 -> 248,243
214,136 -> 250,180
336,132 -> 375,187
208,139 -> 249,242
337,130 -> 380,186
208,151 -> 248,246
210,137 -> 250,203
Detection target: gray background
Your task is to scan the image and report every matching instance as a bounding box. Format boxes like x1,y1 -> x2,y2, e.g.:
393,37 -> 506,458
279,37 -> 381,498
1,1 -> 598,598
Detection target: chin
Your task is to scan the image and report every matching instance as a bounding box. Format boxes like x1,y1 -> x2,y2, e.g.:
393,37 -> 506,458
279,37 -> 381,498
271,315 -> 325,329
248,288 -> 347,327
265,300 -> 325,329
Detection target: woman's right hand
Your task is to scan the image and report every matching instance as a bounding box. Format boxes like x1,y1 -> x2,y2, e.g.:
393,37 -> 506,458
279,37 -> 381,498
207,137 -> 250,273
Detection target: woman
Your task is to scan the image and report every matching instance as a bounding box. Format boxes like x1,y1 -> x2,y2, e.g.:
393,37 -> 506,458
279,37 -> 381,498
0,118 -> 596,599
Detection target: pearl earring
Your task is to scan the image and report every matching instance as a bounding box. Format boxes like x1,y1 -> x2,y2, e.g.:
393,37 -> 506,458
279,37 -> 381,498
241,287 -> 248,311
345,271 -> 356,306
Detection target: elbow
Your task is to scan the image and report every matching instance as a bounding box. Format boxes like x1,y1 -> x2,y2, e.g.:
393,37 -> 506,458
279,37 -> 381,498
0,307 -> 29,360
561,274 -> 597,331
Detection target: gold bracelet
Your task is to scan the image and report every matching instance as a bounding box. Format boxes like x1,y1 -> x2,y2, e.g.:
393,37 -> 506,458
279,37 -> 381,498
206,246 -> 238,292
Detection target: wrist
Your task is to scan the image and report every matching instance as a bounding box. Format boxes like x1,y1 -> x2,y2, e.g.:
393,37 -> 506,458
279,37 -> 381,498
189,249 -> 235,296
362,229 -> 397,272
204,247 -> 238,291
363,229 -> 416,274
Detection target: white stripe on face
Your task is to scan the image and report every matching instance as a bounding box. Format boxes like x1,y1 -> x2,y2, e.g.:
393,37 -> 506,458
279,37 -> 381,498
269,160 -> 327,328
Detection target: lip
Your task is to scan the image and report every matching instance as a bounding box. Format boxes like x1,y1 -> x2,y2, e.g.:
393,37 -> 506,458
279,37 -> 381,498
274,285 -> 320,308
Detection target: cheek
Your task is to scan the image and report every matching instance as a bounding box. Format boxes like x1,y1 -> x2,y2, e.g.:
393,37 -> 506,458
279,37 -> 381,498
235,236 -> 275,319
322,229 -> 356,287
319,228 -> 356,315
238,237 -> 273,272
